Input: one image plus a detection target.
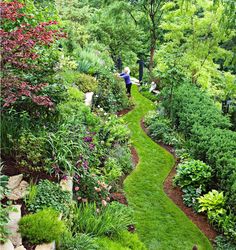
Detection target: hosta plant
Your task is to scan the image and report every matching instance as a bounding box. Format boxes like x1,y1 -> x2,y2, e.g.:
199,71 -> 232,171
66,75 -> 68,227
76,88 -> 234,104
174,160 -> 212,189
198,190 -> 225,213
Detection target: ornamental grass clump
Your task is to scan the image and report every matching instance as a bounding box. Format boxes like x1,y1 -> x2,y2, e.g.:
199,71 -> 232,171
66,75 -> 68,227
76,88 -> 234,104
69,202 -> 134,237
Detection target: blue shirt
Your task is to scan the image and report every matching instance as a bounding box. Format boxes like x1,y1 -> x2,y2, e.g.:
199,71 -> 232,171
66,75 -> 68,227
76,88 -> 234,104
120,73 -> 132,85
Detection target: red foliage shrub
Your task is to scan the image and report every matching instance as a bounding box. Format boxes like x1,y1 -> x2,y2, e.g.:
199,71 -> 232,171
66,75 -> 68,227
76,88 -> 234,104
0,1 -> 65,108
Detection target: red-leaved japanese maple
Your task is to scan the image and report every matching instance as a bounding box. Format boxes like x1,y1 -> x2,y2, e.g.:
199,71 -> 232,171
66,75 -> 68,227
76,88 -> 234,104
0,1 -> 65,108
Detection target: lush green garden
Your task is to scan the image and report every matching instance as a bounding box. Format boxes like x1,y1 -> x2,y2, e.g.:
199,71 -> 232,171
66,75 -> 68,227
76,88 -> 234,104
0,0 -> 235,250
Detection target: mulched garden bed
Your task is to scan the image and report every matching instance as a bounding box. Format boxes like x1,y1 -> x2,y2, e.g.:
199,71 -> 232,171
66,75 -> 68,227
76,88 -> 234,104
117,106 -> 134,117
140,118 -> 218,242
2,155 -> 59,184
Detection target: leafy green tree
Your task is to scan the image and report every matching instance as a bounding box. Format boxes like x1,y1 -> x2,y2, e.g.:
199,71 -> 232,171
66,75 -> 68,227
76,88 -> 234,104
130,0 -> 169,71
154,0 -> 236,99
89,1 -> 145,68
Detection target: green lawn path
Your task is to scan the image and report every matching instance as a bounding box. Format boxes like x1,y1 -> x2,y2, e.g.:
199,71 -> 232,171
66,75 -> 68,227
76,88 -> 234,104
123,85 -> 212,250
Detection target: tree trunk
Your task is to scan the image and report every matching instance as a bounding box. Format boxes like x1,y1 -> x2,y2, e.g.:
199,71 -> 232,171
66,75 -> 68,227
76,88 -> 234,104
149,45 -> 155,71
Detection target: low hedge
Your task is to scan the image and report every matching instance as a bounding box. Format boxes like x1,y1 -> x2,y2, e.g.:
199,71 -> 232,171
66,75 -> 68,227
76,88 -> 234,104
162,83 -> 236,210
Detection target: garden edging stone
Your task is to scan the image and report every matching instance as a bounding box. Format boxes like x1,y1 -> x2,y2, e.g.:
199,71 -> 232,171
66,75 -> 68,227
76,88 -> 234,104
35,242 -> 56,250
7,174 -> 23,191
7,180 -> 29,201
85,92 -> 94,107
15,245 -> 26,250
7,205 -> 22,247
0,239 -> 14,250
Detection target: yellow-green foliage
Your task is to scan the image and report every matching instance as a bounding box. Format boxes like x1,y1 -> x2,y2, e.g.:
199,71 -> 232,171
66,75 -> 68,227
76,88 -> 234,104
75,73 -> 98,93
19,208 -> 66,244
59,70 -> 98,93
67,87 -> 84,102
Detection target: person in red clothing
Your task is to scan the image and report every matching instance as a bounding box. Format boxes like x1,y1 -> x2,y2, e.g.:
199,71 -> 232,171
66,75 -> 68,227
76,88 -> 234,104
118,67 -> 132,97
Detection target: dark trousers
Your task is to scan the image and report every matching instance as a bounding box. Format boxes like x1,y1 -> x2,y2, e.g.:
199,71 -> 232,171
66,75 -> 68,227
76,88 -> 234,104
126,83 -> 132,95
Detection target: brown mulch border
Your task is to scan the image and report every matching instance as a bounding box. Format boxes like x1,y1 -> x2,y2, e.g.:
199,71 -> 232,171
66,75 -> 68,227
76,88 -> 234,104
140,118 -> 217,242
117,105 -> 134,117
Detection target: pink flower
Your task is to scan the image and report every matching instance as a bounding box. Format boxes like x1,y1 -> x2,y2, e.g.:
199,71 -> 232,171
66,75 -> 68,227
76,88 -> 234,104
102,200 -> 107,207
106,197 -> 110,201
77,196 -> 82,200
94,187 -> 101,192
82,198 -> 88,203
74,186 -> 80,191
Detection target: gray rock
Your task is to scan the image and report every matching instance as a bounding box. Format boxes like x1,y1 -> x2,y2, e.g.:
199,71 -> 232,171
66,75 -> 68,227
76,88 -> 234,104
7,205 -> 22,247
7,181 -> 29,201
0,240 -> 14,250
7,175 -> 23,190
35,241 -> 56,250
85,92 -> 94,107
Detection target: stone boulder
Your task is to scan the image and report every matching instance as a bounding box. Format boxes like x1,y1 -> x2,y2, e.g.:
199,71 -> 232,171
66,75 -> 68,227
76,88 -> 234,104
15,246 -> 26,250
35,242 -> 56,250
7,175 -> 23,190
7,205 -> 22,247
7,181 -> 29,201
0,240 -> 14,250
85,92 -> 94,107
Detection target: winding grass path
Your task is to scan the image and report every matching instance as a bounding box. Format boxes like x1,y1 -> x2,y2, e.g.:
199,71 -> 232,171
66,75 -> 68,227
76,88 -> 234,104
123,86 -> 212,250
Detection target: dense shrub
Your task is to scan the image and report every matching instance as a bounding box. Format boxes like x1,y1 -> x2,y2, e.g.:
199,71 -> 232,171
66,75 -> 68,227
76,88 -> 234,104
144,111 -> 183,147
189,125 -> 236,208
1,110 -> 31,155
98,115 -> 130,146
26,180 -> 71,213
76,47 -> 113,75
215,236 -> 236,250
174,160 -> 212,189
198,190 -> 236,241
161,83 -> 231,135
93,72 -> 130,113
19,208 -> 66,244
15,130 -> 52,172
198,190 -> 225,214
161,83 -> 236,209
59,70 -> 98,93
109,145 -> 133,175
74,73 -> 98,93
1,1 -> 64,110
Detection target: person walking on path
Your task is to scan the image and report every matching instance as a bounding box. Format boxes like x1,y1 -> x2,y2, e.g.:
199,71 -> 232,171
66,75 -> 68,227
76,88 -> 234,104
118,67 -> 132,97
